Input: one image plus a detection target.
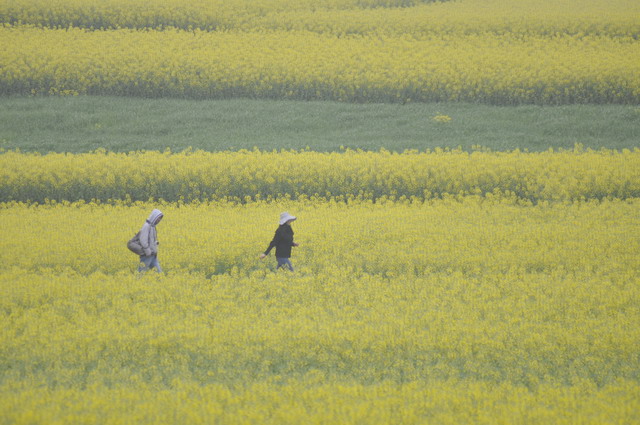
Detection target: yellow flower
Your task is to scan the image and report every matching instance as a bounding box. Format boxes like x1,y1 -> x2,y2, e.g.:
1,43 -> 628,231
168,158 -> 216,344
432,114 -> 452,123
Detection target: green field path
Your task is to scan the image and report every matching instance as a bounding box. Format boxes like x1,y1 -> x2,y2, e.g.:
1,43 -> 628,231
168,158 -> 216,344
1,96 -> 638,153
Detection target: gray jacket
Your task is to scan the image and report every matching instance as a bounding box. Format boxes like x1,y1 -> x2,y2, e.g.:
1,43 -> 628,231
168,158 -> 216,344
140,209 -> 163,256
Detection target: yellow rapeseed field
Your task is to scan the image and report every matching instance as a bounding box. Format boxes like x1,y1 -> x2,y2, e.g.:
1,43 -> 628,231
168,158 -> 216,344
2,0 -> 639,423
1,154 -> 639,423
1,0 -> 638,36
1,198 -> 639,424
0,0 -> 638,103
1,148 -> 639,203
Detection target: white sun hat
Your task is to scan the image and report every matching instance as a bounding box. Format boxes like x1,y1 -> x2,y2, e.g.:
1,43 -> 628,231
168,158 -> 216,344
279,212 -> 297,225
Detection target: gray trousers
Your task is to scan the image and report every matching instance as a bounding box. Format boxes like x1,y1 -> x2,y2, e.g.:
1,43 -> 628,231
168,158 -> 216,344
139,254 -> 162,273
276,257 -> 294,271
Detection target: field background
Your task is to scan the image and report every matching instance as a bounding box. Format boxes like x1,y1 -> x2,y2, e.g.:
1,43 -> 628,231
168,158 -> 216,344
2,0 -> 639,104
1,0 -> 639,424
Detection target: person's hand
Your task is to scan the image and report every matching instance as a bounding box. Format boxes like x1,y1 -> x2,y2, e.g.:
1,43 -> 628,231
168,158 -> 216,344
259,253 -> 267,260
144,249 -> 152,257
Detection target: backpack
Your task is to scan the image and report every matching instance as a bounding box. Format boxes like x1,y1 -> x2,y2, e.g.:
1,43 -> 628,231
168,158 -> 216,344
127,231 -> 145,255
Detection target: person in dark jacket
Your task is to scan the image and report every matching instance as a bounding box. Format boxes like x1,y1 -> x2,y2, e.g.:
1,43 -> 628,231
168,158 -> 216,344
259,212 -> 299,271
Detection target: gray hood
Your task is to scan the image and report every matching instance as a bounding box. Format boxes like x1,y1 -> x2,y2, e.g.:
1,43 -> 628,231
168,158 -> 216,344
147,209 -> 163,226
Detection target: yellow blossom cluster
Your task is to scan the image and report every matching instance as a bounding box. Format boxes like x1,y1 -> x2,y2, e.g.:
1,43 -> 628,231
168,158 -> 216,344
1,148 -> 638,203
0,0 -> 638,103
1,198 -> 639,423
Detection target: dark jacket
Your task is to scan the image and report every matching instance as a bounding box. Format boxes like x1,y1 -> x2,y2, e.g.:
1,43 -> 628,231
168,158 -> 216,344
264,224 -> 295,258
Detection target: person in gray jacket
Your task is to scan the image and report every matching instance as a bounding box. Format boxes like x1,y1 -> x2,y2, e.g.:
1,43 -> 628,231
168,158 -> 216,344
138,208 -> 163,273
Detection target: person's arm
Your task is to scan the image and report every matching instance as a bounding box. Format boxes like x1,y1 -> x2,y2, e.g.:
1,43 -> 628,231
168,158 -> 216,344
139,223 -> 151,256
261,228 -> 281,258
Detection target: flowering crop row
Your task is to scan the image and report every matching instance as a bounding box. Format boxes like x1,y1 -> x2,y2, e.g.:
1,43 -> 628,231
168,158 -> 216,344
1,25 -> 638,104
2,379 -> 637,425
2,198 -> 638,276
1,148 -> 638,203
1,0 -> 638,104
1,199 -> 639,423
0,0 -> 637,38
